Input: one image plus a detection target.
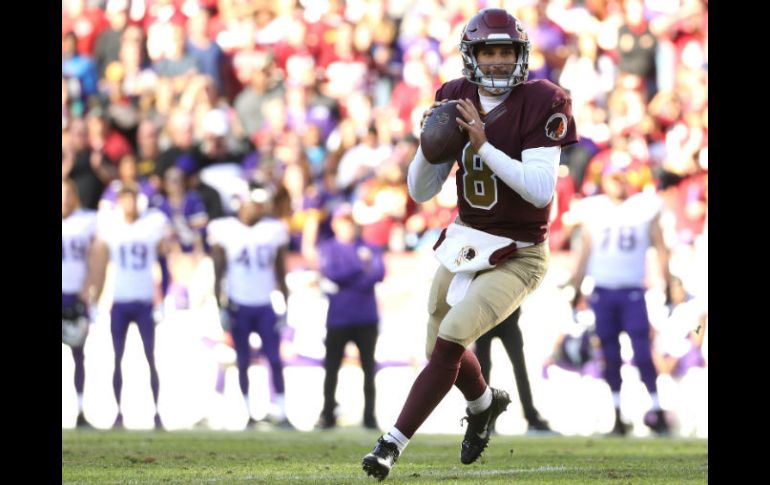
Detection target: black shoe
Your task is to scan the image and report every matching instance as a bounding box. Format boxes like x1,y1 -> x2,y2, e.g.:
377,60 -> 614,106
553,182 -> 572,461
75,412 -> 92,429
644,410 -> 670,436
363,416 -> 378,430
245,417 -> 260,430
362,436 -> 400,480
609,410 -> 629,436
153,413 -> 163,431
316,414 -> 336,430
526,414 -> 556,434
460,388 -> 511,465
112,413 -> 124,430
272,418 -> 295,430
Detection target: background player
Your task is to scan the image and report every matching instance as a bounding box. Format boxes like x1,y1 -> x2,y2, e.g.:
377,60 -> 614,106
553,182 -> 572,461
569,162 -> 672,435
207,185 -> 291,428
85,183 -> 175,429
62,178 -> 97,428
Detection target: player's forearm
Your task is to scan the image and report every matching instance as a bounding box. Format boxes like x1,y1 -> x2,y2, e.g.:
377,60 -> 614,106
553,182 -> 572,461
211,247 -> 227,303
477,144 -> 560,208
89,269 -> 107,303
650,216 -> 672,294
407,146 -> 453,203
86,241 -> 109,303
570,229 -> 592,290
275,247 -> 290,303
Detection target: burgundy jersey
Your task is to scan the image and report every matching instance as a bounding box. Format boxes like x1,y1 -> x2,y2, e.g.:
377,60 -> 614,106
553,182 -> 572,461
436,78 -> 578,243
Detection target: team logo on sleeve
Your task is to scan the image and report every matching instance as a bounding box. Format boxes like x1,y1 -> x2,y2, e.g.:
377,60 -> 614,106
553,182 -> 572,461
545,113 -> 568,141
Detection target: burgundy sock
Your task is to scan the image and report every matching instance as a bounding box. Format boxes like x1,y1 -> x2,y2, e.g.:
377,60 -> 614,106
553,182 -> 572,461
454,349 -> 488,401
394,338 -> 466,438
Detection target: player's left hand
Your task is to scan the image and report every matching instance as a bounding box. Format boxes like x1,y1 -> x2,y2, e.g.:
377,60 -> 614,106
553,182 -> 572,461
455,98 -> 487,151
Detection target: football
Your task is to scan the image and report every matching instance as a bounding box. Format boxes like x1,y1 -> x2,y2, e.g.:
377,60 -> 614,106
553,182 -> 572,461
420,101 -> 469,164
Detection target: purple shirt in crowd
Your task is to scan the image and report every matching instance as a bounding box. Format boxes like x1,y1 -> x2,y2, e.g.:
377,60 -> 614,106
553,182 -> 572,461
318,238 -> 385,328
156,192 -> 209,252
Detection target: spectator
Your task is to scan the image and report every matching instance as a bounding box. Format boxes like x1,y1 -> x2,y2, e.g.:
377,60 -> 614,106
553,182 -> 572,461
314,205 -> 385,430
93,0 -> 129,79
62,118 -> 117,210
62,31 -> 99,101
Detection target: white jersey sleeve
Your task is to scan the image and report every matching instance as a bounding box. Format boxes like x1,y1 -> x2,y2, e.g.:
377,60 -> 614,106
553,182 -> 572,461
62,209 -> 97,294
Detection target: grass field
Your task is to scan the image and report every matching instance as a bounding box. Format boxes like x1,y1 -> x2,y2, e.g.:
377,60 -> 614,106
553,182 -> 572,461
62,429 -> 707,484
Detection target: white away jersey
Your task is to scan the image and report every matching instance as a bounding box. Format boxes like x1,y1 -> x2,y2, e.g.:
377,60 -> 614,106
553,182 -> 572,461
62,209 -> 97,294
207,217 -> 289,306
97,208 -> 170,302
578,192 -> 663,288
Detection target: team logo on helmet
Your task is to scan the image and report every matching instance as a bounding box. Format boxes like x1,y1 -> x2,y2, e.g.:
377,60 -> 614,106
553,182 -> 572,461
455,246 -> 477,267
545,113 -> 568,141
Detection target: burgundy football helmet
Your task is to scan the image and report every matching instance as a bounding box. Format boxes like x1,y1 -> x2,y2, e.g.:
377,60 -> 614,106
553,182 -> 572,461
460,8 -> 531,93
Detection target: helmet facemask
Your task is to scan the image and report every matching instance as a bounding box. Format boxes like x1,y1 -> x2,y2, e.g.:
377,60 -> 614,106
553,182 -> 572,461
460,39 -> 530,94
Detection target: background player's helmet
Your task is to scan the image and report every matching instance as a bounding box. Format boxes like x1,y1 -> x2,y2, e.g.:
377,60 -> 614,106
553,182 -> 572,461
62,301 -> 89,348
460,8 -> 530,92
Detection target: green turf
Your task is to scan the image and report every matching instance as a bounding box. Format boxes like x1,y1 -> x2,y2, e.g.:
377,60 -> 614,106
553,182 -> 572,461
62,429 -> 707,484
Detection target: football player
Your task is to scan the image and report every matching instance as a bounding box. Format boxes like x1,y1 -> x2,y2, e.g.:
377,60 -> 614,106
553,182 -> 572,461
568,162 -> 672,436
62,179 -> 97,428
363,8 -> 577,479
84,183 -> 175,429
207,185 -> 291,428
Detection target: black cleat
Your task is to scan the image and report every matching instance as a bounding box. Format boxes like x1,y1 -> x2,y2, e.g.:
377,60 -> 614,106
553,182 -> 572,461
272,417 -> 295,430
75,412 -> 92,429
153,413 -> 163,431
316,414 -> 336,430
246,417 -> 261,430
609,409 -> 629,436
362,436 -> 400,480
112,413 -> 124,430
526,414 -> 557,435
460,388 -> 511,464
363,416 -> 378,431
644,410 -> 671,436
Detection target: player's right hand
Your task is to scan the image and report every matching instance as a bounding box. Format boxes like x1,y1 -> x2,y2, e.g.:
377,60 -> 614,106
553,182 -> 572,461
420,99 -> 449,130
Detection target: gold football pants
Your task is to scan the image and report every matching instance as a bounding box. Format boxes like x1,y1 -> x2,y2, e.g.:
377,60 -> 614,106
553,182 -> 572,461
425,241 -> 549,358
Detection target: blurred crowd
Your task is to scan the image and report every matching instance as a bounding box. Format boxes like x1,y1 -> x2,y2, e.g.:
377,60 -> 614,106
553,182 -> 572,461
62,0 -> 707,255
62,0 -> 707,434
